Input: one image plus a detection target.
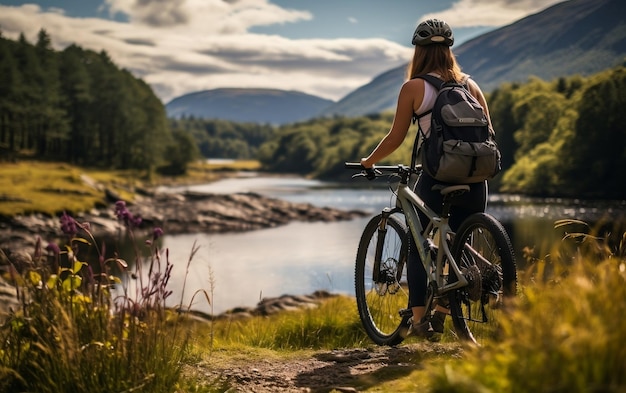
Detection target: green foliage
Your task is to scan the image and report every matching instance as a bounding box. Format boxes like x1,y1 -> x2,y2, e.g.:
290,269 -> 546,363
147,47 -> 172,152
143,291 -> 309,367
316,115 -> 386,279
497,65 -> 626,198
0,208 -> 191,393
209,296 -> 369,350
258,113 -> 412,178
254,64 -> 626,198
159,128 -> 201,175
0,30 -> 181,174
426,221 -> 626,393
170,117 -> 274,160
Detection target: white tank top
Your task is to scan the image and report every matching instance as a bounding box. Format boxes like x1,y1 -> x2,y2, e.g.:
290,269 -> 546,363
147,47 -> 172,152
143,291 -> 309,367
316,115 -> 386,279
415,82 -> 438,137
414,73 -> 469,137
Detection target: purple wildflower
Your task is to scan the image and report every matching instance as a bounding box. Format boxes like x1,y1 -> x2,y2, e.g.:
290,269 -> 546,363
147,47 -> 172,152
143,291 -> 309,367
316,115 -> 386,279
46,243 -> 60,255
114,200 -> 142,229
46,243 -> 61,255
60,212 -> 78,237
152,227 -> 164,240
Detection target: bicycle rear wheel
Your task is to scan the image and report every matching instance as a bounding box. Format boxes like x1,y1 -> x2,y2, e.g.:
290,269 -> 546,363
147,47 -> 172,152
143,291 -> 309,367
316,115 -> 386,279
355,213 -> 409,346
448,213 -> 517,344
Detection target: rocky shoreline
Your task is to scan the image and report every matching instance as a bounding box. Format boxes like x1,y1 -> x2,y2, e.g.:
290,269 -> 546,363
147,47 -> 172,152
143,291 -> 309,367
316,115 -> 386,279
0,188 -> 368,255
0,187 -> 367,319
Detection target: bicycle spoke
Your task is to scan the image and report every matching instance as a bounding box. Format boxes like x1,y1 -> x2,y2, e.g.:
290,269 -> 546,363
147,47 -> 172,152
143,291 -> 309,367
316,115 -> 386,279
355,214 -> 409,346
449,213 -> 517,345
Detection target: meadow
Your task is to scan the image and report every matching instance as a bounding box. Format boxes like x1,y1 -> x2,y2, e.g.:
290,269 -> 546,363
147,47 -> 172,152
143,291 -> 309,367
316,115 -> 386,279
0,162 -> 625,392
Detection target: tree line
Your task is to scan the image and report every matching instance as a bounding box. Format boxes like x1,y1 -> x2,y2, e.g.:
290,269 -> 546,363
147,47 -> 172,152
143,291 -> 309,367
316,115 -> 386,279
258,63 -> 626,199
0,29 -> 277,175
0,29 -> 199,175
169,117 -> 273,160
1,29 -> 624,198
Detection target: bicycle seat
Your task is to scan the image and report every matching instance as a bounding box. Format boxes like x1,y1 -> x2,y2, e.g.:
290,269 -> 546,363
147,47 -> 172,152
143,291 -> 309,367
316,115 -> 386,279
431,184 -> 470,196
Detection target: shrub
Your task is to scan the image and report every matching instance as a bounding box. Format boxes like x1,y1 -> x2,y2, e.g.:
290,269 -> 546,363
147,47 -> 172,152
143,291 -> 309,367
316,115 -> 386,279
428,220 -> 626,393
0,204 -> 191,393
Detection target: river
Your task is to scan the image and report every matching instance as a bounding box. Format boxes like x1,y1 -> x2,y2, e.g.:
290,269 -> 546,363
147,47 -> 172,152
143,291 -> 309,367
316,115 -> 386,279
152,173 -> 625,316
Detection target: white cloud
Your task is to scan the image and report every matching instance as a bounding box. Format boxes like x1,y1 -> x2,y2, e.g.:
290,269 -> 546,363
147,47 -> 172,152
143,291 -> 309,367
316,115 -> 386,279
422,0 -> 564,27
0,0 -> 562,103
0,2 -> 410,102
104,0 -> 313,32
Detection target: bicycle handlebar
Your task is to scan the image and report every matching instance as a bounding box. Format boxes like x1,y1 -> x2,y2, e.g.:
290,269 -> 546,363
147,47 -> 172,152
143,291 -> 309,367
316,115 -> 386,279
344,162 -> 418,172
344,162 -> 420,181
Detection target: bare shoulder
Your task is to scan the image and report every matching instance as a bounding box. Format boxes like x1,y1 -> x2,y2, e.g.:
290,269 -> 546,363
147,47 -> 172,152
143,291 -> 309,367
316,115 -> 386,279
465,77 -> 486,97
401,77 -> 425,94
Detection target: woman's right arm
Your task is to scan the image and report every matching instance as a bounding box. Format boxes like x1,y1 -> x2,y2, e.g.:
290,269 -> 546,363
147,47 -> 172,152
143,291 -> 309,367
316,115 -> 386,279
361,79 -> 424,168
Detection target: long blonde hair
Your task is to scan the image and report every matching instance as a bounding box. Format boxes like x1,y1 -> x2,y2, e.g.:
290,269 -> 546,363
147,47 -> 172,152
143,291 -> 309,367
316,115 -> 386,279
405,44 -> 463,82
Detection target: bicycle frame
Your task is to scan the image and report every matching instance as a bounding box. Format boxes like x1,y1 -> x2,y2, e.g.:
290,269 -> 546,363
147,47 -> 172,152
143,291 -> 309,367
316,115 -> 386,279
393,174 -> 468,294
353,164 -> 469,297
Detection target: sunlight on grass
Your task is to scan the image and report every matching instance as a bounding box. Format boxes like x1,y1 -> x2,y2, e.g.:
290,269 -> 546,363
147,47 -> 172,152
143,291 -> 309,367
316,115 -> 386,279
426,220 -> 626,393
0,159 -> 261,216
2,171 -> 625,392
195,295 -> 369,350
0,207 -> 190,392
0,161 -> 140,216
0,162 -> 103,215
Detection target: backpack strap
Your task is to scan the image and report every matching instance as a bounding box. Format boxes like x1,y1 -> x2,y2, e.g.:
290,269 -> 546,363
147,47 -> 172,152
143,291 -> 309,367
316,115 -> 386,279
410,74 -> 446,168
414,74 -> 445,90
411,74 -> 445,124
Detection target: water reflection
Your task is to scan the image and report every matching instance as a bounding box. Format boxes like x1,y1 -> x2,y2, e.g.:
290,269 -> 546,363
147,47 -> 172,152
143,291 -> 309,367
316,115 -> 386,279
162,219 -> 368,316
143,175 -> 626,315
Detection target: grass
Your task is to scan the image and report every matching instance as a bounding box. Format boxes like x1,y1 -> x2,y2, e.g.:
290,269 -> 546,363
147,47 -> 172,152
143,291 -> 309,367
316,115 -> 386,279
197,295 -> 369,350
2,217 -> 625,391
424,220 -> 626,393
181,219 -> 626,392
0,161 -> 107,216
0,208 -> 190,392
1,162 -> 625,392
0,159 -> 261,217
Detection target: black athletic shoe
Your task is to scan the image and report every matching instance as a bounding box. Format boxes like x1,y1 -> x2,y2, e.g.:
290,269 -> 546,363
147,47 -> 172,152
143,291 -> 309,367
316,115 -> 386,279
430,311 -> 447,334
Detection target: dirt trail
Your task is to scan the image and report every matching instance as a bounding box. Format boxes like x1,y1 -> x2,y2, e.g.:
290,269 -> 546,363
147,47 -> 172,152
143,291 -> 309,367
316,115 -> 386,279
188,343 -> 463,392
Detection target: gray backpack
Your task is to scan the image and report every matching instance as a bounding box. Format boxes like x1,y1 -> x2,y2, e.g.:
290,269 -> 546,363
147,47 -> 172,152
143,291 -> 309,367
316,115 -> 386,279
412,74 -> 501,183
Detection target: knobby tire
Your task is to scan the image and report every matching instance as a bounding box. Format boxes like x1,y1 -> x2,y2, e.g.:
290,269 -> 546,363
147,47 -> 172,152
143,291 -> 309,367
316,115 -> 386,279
355,213 -> 410,346
448,213 -> 517,344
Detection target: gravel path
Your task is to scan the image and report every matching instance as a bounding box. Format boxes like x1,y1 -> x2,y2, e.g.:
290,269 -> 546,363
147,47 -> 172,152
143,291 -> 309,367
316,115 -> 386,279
188,343 -> 463,392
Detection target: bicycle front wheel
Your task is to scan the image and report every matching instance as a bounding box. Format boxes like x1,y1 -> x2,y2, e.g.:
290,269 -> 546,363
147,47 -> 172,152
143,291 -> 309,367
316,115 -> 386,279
448,213 -> 517,344
355,213 -> 410,346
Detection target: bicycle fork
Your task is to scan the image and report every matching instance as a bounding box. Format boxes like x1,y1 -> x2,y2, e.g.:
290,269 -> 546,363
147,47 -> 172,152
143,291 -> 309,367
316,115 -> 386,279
372,207 -> 403,289
372,211 -> 389,284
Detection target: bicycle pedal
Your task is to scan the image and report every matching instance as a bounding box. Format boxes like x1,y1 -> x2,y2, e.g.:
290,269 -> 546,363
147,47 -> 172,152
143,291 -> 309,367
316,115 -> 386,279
399,308 -> 413,318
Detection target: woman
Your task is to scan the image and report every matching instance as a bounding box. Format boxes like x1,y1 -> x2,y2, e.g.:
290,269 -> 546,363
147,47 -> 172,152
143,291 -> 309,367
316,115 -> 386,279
360,19 -> 493,339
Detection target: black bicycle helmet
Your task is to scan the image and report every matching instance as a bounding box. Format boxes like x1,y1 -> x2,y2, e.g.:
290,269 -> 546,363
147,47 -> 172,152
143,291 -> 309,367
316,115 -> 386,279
411,19 -> 454,46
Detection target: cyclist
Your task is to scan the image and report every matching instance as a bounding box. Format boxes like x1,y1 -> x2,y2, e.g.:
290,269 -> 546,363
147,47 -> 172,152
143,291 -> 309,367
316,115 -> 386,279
359,19 -> 494,339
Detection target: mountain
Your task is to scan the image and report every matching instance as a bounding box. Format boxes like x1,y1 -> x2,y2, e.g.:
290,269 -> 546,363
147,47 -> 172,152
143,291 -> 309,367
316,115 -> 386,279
166,88 -> 334,125
320,0 -> 626,117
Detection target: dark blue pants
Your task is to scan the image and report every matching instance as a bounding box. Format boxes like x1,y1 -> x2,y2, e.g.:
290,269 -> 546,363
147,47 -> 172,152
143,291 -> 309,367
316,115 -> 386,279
407,174 -> 487,307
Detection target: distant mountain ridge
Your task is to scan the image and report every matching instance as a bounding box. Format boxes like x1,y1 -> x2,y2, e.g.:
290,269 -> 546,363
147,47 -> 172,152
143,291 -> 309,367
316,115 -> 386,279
320,0 -> 626,117
166,0 -> 626,122
166,88 -> 333,124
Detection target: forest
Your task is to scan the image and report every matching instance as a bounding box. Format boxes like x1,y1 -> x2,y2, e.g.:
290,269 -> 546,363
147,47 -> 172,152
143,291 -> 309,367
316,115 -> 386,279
1,30 -> 625,198
0,29 -> 199,175
258,64 -> 626,199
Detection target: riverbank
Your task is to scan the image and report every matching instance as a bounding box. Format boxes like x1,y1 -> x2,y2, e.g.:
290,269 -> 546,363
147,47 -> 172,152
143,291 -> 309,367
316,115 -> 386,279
0,188 -> 368,255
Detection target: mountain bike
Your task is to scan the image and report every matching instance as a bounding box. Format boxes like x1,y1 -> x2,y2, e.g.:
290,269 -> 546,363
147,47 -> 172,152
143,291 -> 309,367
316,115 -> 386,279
345,162 -> 517,346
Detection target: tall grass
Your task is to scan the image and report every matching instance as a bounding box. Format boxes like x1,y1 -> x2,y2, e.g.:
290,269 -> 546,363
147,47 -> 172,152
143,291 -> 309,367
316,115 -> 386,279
205,295 -> 370,350
3,186 -> 626,392
428,219 -> 626,393
0,204 -> 191,393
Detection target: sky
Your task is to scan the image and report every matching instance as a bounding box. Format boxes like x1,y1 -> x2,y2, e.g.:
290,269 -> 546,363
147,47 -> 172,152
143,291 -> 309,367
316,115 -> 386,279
0,0 -> 566,103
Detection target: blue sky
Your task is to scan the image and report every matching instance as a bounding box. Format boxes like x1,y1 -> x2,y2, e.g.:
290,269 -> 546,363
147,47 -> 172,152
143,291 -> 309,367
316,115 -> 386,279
0,0 -> 565,102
